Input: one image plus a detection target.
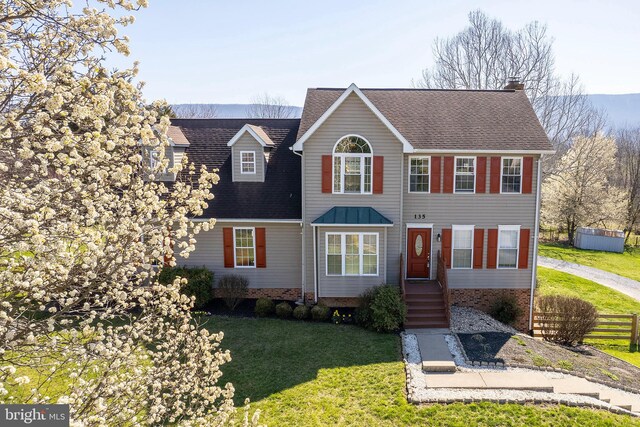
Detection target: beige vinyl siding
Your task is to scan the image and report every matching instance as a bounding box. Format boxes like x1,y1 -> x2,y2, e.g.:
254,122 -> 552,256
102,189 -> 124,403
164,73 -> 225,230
232,134 -> 265,182
402,153 -> 539,289
302,92 -> 404,297
317,226 -> 387,297
175,222 -> 302,289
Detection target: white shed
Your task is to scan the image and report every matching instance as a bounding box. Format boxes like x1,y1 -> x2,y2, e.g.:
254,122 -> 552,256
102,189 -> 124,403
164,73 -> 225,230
575,227 -> 625,253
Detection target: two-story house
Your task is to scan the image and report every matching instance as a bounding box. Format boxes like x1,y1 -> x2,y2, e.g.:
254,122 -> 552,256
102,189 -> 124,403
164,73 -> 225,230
171,83 -> 553,331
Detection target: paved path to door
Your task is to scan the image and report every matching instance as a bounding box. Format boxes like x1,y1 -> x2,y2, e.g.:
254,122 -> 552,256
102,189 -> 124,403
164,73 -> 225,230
403,332 -> 640,414
539,256 -> 640,302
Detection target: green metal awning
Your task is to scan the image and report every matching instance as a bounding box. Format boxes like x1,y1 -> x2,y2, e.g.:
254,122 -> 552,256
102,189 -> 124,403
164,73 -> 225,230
312,206 -> 393,227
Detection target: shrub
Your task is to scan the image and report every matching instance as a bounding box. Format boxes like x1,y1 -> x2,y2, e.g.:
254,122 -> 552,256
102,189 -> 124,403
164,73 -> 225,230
489,296 -> 523,326
310,304 -> 331,321
216,275 -> 249,311
536,295 -> 598,345
275,302 -> 293,319
158,266 -> 214,309
293,305 -> 310,320
356,285 -> 407,332
254,298 -> 275,317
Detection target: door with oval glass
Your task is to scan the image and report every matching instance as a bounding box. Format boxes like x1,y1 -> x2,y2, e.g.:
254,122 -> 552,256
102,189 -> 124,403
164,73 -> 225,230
407,228 -> 431,279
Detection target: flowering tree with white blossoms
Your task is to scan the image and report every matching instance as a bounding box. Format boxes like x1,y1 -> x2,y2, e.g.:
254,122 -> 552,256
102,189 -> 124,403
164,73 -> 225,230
541,134 -> 626,245
0,1 -> 254,425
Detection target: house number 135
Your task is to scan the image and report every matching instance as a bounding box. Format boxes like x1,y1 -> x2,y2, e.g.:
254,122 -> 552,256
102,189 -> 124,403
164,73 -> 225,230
414,214 -> 426,219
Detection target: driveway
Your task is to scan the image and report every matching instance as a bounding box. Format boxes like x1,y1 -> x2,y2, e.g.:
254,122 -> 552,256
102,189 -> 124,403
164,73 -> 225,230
538,256 -> 640,302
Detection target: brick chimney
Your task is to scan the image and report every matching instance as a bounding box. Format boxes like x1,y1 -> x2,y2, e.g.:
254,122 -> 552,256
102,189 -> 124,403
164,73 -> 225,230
504,77 -> 525,90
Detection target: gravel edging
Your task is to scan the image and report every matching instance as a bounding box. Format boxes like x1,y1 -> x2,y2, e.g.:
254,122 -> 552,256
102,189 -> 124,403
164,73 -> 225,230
402,333 -> 639,417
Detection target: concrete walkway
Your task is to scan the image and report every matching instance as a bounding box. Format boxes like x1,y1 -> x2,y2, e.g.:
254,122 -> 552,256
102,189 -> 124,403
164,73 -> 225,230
539,256 -> 640,302
406,328 -> 456,372
424,371 -> 640,413
403,329 -> 640,414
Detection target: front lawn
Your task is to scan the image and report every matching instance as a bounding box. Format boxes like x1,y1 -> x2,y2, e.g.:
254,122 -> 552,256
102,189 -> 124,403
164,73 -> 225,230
537,267 -> 640,367
537,267 -> 640,314
539,242 -> 640,282
204,316 -> 639,426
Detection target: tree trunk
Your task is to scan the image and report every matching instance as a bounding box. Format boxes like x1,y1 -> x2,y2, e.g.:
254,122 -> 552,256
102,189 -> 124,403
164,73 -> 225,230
567,219 -> 576,246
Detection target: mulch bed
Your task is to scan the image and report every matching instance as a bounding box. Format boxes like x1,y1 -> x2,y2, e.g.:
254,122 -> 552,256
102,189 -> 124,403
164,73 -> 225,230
457,332 -> 640,392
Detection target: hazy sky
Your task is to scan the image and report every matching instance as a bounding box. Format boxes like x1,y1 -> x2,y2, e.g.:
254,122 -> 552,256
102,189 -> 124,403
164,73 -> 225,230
110,0 -> 640,105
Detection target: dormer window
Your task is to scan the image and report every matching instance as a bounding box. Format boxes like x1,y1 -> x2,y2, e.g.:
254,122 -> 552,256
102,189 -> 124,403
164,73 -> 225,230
333,135 -> 372,194
146,147 -> 168,174
240,151 -> 256,174
149,149 -> 161,170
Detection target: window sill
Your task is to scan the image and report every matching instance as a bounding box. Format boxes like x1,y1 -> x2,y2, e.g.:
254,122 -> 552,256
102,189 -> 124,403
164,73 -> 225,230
326,274 -> 379,277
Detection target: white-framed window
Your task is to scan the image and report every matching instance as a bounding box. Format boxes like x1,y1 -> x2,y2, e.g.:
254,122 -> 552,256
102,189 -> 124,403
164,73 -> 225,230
325,232 -> 378,276
240,151 -> 256,174
451,225 -> 474,269
234,227 -> 255,268
501,157 -> 522,194
498,225 -> 520,269
454,156 -> 475,193
332,135 -> 372,194
409,156 -> 430,193
147,147 -> 168,173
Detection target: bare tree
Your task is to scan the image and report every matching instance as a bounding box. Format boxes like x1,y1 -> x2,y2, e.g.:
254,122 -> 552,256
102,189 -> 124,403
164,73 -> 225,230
247,93 -> 296,119
414,10 -> 605,168
617,128 -> 640,242
172,103 -> 219,118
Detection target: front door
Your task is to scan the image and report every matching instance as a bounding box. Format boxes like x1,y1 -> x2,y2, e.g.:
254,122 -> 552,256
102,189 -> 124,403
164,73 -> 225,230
407,228 -> 431,279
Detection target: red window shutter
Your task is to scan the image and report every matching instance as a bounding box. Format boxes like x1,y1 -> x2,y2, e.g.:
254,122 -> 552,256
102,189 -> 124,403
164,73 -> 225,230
518,228 -> 530,269
441,228 -> 452,268
321,155 -> 332,193
487,229 -> 498,269
255,227 -> 266,268
443,156 -> 454,193
522,157 -> 533,194
223,227 -> 234,268
430,156 -> 441,193
373,156 -> 384,194
473,228 -> 484,269
476,157 -> 487,193
490,157 -> 501,194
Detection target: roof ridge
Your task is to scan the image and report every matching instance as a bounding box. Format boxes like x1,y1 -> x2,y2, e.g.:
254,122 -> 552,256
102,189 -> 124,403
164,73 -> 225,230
170,118 -> 301,121
310,87 -> 516,93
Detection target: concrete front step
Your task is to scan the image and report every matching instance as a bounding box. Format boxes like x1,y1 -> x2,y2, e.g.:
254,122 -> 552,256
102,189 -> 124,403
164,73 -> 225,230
548,377 -> 601,399
416,333 -> 456,372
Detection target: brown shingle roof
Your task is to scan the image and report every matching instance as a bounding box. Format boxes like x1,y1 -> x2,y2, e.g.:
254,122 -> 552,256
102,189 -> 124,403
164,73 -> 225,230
170,119 -> 301,219
297,88 -> 553,152
167,125 -> 190,146
246,124 -> 274,146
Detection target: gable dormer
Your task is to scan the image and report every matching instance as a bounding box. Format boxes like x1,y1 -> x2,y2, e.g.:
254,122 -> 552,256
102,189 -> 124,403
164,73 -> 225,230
167,125 -> 190,177
227,124 -> 274,182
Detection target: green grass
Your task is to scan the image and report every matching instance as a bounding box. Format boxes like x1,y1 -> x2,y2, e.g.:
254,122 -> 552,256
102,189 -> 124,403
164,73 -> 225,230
539,242 -> 640,282
204,316 -> 639,426
537,267 -> 640,367
537,267 -> 640,314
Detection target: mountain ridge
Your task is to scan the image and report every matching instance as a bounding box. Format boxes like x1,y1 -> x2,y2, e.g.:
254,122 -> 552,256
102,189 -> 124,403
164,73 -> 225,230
172,93 -> 640,128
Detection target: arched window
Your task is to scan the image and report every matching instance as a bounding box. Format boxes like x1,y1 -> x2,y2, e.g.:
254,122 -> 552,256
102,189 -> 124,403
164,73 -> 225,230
332,135 -> 372,194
